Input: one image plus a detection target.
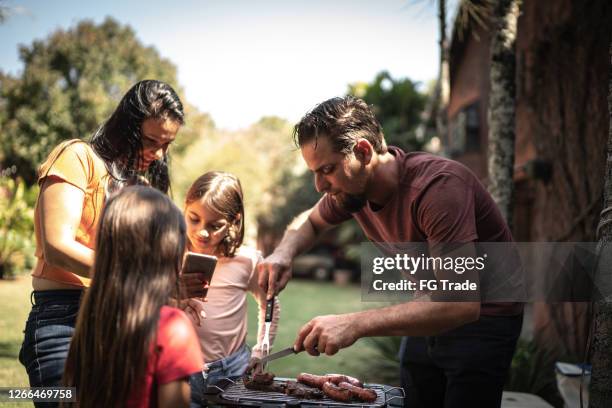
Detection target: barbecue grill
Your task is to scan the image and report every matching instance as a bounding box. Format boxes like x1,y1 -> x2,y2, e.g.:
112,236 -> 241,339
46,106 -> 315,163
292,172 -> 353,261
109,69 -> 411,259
203,377 -> 405,407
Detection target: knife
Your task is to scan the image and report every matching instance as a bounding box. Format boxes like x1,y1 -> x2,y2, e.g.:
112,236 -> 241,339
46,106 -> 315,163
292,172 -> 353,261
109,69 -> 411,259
260,346 -> 298,365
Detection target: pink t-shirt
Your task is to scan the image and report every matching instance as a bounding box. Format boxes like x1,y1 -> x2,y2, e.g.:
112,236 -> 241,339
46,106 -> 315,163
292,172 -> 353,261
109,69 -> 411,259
188,247 -> 280,361
318,147 -> 522,316
128,306 -> 204,408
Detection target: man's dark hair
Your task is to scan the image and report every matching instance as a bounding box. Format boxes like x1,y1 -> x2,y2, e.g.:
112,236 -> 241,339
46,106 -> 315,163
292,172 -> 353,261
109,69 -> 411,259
293,96 -> 386,155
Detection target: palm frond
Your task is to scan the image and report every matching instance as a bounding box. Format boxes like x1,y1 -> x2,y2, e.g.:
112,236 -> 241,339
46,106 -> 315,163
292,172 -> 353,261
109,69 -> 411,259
455,0 -> 494,42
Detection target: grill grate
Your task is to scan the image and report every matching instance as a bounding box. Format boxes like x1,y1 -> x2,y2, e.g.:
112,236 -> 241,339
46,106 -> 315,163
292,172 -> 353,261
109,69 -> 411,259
212,377 -> 404,407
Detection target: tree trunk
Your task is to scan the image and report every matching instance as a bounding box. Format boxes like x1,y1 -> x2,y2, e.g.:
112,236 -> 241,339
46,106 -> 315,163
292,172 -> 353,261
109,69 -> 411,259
487,0 -> 519,230
436,0 -> 449,143
589,39 -> 612,408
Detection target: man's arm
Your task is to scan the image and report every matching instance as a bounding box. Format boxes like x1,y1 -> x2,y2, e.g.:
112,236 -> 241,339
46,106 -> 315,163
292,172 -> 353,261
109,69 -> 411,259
356,300 -> 480,336
295,301 -> 480,356
295,242 -> 482,355
258,204 -> 334,299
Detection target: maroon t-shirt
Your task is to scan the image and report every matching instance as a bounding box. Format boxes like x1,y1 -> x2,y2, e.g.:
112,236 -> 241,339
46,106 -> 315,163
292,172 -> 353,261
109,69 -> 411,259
318,147 -> 521,316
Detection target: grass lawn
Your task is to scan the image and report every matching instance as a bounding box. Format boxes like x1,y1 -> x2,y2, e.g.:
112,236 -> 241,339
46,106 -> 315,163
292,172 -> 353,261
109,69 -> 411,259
0,276 -> 400,407
0,276 -> 34,408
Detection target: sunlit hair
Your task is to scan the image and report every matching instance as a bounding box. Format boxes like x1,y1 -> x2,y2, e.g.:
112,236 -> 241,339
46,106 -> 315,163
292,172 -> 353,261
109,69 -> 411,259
293,96 -> 386,155
62,185 -> 186,407
185,171 -> 245,257
91,79 -> 184,194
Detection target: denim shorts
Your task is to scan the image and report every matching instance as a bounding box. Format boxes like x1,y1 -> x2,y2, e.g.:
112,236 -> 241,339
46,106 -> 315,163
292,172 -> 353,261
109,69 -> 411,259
19,290 -> 82,408
189,343 -> 251,407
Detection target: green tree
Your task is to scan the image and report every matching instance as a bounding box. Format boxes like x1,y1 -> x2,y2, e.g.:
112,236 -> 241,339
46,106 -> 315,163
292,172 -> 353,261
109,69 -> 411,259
347,71 -> 426,151
258,170 -> 320,235
0,17 -> 205,184
172,116 -> 300,239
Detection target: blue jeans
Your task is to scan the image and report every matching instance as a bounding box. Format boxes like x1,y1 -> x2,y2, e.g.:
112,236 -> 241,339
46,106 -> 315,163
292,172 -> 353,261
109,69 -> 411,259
189,343 -> 251,407
19,290 -> 82,408
400,313 -> 523,408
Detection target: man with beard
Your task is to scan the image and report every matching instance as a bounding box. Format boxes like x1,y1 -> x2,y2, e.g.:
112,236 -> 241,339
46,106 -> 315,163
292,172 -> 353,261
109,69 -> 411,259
258,96 -> 522,408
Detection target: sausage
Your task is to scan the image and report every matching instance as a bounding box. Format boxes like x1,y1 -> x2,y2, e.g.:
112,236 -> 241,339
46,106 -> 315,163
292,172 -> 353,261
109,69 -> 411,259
345,375 -> 363,388
327,373 -> 363,387
324,374 -> 349,385
338,381 -> 377,403
322,381 -> 353,402
297,373 -> 328,389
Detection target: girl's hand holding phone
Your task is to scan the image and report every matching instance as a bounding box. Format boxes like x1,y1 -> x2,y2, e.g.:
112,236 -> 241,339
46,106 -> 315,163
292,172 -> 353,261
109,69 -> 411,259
179,273 -> 210,299
179,252 -> 217,299
179,298 -> 206,326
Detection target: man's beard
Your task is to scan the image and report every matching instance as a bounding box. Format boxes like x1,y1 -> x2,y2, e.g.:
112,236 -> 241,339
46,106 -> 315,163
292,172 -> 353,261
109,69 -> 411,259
334,192 -> 367,213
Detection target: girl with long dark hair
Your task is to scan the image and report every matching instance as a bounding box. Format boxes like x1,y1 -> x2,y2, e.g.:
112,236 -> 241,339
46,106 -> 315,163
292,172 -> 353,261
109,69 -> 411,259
63,185 -> 203,407
19,80 -> 205,404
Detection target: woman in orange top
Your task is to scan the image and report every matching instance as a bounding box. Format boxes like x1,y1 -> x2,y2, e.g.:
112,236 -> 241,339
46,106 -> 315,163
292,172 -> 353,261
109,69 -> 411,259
18,80 -> 204,403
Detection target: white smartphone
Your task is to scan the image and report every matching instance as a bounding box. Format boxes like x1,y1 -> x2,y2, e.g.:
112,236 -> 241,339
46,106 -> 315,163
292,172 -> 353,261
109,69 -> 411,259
182,252 -> 217,283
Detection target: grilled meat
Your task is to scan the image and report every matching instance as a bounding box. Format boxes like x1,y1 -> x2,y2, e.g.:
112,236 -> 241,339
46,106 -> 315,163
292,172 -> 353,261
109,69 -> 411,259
322,381 -> 353,402
338,381 -> 377,402
327,373 -> 363,388
285,381 -> 324,399
251,372 -> 275,385
243,372 -> 280,393
243,375 -> 324,399
296,373 -> 328,389
243,372 -> 376,403
297,372 -> 376,403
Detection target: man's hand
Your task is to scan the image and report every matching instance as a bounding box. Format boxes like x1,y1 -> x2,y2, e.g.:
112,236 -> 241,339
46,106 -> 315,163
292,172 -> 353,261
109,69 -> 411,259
258,252 -> 293,300
293,314 -> 360,356
246,357 -> 264,374
178,273 -> 209,299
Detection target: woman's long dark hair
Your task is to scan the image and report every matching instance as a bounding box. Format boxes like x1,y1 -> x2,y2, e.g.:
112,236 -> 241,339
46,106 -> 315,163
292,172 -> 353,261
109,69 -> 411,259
91,80 -> 184,194
63,186 -> 186,407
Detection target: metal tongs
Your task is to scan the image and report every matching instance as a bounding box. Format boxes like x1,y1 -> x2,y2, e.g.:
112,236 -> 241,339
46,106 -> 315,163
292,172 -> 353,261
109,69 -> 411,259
261,297 -> 275,367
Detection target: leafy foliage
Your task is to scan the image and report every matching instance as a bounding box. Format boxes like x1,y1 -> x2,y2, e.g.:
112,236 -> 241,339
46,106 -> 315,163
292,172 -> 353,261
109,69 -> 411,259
505,339 -> 565,407
363,336 -> 402,386
257,170 -> 320,234
0,173 -> 37,279
0,17 -> 207,184
348,70 -> 427,152
171,116 -> 301,241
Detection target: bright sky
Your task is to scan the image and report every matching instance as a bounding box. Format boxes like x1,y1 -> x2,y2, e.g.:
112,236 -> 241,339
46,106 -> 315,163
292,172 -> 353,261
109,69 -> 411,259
0,0 -> 449,130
